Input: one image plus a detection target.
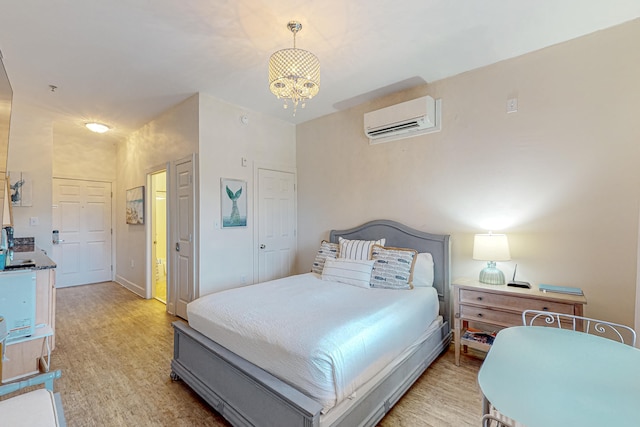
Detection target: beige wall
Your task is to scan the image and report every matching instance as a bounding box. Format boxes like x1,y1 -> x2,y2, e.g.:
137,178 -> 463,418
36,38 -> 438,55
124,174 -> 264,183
114,92 -> 296,300
197,94 -> 296,296
296,20 -> 640,326
7,100 -> 119,264
6,100 -> 54,254
53,127 -> 118,182
115,94 -> 199,296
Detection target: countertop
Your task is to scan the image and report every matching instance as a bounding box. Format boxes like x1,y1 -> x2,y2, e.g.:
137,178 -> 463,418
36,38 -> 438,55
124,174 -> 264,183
2,248 -> 57,271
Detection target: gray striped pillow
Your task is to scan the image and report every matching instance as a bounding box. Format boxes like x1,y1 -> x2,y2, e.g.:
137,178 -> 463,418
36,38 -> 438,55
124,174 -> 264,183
370,245 -> 417,290
338,237 -> 386,260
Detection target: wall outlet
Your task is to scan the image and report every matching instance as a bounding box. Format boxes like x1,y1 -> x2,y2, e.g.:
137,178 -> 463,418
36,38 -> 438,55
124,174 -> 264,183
241,275 -> 247,284
130,259 -> 135,268
29,217 -> 39,226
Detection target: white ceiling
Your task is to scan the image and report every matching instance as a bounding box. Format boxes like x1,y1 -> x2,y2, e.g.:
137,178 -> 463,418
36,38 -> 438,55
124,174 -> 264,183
0,1 -> 639,138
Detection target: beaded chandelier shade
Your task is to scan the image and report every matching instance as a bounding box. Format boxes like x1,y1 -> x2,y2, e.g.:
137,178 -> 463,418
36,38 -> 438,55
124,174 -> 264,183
269,21 -> 320,115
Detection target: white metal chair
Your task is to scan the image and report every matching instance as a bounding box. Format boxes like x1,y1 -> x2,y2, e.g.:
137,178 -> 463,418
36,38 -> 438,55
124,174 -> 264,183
0,316 -> 66,427
522,309 -> 637,346
482,413 -> 516,427
0,370 -> 66,427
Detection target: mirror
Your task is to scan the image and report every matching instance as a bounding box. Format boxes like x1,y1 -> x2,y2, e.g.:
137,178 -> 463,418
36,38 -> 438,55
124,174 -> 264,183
0,55 -> 12,226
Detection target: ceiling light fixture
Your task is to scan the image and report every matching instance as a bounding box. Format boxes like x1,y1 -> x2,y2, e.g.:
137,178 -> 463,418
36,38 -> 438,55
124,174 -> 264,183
268,20 -> 320,116
85,122 -> 110,133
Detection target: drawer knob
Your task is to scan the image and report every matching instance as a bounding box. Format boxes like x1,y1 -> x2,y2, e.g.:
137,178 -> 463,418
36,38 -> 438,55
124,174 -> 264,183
477,296 -> 483,301
477,313 -> 483,318
542,307 -> 549,311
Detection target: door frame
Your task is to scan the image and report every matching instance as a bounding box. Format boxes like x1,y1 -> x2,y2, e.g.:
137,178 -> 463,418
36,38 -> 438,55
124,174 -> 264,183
145,163 -> 169,302
252,162 -> 297,284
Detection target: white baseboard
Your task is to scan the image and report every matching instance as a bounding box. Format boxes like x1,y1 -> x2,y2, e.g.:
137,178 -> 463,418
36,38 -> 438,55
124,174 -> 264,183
114,275 -> 145,298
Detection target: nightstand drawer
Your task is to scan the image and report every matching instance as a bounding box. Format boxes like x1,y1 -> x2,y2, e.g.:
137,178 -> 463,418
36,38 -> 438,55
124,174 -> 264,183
459,289 -> 574,314
459,305 -> 522,326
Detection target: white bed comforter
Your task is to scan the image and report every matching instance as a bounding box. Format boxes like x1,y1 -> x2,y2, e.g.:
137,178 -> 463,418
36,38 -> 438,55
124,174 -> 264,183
187,273 -> 440,412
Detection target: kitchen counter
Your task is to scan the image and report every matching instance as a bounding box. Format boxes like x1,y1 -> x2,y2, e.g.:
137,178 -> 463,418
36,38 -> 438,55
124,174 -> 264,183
3,248 -> 57,271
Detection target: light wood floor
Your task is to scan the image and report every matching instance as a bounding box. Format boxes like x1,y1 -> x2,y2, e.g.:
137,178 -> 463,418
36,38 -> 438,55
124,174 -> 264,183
48,281 -> 485,426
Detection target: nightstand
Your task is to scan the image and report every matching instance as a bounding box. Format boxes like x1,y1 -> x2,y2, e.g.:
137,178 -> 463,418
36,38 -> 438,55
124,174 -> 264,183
453,278 -> 587,366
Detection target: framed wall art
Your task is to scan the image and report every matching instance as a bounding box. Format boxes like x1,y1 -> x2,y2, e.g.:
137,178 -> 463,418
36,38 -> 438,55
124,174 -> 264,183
221,178 -> 247,228
9,171 -> 33,207
126,186 -> 145,225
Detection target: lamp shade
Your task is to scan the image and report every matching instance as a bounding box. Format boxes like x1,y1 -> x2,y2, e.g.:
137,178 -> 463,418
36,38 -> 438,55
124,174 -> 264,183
473,234 -> 511,261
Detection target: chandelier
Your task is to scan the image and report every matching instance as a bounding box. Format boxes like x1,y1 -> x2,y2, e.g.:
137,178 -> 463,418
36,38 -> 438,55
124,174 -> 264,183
269,21 -> 320,116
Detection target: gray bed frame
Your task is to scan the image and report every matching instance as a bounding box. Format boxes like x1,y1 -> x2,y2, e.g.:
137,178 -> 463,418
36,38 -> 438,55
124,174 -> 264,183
171,219 -> 451,427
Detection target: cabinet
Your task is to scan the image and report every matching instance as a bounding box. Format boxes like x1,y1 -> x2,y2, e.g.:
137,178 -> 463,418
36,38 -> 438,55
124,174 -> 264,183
453,278 -> 587,366
1,268 -> 56,382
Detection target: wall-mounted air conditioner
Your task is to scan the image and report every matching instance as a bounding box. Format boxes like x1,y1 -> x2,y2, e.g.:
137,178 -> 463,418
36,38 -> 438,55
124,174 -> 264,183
364,95 -> 442,144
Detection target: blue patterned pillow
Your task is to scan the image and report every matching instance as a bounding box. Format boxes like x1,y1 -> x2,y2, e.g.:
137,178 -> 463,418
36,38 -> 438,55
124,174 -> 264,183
312,240 -> 339,274
369,245 -> 417,290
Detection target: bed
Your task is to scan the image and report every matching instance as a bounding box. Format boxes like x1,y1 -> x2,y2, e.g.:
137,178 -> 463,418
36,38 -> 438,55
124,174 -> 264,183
171,219 -> 451,427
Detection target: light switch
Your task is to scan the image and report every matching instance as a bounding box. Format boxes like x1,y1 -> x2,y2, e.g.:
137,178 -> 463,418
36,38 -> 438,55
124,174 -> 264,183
30,217 -> 39,226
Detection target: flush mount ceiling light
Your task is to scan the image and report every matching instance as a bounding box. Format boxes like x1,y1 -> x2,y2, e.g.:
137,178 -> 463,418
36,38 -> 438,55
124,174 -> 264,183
85,122 -> 110,133
268,20 -> 320,116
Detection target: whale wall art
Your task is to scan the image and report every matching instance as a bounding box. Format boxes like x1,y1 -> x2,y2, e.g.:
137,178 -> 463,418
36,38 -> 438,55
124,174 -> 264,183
221,178 -> 247,228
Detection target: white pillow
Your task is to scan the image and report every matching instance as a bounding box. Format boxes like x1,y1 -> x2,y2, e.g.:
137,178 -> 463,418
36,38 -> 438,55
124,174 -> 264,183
338,237 -> 386,260
321,258 -> 375,288
412,252 -> 434,287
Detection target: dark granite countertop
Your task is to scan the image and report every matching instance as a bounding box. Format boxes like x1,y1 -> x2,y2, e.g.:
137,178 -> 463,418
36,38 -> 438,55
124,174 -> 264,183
2,248 -> 57,271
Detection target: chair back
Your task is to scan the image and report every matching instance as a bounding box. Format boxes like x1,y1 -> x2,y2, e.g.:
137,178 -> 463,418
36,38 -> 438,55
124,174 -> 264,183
482,413 -> 514,427
522,310 -> 637,346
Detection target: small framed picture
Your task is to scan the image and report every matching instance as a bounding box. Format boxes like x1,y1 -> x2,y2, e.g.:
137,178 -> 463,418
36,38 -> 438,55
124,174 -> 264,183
126,186 -> 145,225
9,171 -> 33,207
221,178 -> 247,228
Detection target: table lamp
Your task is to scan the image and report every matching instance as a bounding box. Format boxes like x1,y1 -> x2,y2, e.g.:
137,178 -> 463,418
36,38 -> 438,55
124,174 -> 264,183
473,233 -> 511,285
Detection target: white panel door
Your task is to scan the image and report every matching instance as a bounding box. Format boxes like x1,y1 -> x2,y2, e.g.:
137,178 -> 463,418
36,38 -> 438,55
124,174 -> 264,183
174,158 -> 194,319
258,169 -> 296,283
52,179 -> 112,287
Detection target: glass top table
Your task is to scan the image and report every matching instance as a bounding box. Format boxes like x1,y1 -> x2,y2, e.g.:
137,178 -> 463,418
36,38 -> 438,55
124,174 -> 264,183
478,326 -> 640,427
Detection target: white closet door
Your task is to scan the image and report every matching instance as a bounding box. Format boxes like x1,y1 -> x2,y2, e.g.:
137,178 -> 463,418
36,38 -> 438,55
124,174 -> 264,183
257,169 -> 296,283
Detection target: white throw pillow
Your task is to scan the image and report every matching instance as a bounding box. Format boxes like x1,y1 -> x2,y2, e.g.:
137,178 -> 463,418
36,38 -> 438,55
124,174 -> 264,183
412,252 -> 434,287
321,258 -> 375,288
338,237 -> 386,260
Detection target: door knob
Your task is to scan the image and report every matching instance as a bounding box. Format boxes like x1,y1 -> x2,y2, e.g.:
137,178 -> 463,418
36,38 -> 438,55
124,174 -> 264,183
176,242 -> 181,252
260,244 -> 266,249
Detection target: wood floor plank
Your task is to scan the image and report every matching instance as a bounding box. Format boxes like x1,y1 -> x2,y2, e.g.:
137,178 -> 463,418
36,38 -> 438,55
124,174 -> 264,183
45,281 -> 485,426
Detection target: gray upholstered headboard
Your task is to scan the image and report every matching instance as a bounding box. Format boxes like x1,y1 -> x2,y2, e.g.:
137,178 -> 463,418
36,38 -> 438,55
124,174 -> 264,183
330,219 -> 451,329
